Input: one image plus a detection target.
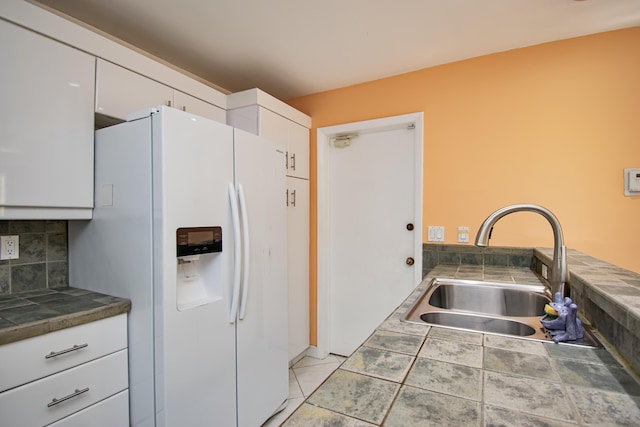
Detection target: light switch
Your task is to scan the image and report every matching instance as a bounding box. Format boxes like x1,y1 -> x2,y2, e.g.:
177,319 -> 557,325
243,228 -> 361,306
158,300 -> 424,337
427,226 -> 445,242
458,226 -> 469,243
624,168 -> 640,196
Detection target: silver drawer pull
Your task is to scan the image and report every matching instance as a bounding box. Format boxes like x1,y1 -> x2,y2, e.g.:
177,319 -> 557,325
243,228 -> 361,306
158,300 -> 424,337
47,387 -> 90,407
45,343 -> 88,359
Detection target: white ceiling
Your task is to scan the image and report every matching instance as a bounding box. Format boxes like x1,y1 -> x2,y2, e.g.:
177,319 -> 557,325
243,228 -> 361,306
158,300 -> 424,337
33,0 -> 640,100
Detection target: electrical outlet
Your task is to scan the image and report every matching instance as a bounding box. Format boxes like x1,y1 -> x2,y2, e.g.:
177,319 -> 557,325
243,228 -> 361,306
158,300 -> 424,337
1,235 -> 19,260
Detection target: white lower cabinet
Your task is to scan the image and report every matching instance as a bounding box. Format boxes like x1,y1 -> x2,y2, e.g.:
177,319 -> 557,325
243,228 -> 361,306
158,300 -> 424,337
0,314 -> 129,426
287,177 -> 310,360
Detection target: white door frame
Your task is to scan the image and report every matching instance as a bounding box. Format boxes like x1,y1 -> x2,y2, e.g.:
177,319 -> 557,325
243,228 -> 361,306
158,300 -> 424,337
310,112 -> 423,359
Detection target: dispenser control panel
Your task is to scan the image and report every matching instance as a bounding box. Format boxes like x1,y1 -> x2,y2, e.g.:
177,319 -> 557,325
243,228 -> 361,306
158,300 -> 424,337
176,227 -> 222,257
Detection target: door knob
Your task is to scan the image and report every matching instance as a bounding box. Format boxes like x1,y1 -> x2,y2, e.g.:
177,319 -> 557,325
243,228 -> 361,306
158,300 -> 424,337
406,257 -> 415,266
406,223 -> 414,231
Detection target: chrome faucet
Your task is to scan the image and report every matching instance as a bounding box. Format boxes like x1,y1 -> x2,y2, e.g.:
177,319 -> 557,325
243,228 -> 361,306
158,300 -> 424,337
475,204 -> 569,298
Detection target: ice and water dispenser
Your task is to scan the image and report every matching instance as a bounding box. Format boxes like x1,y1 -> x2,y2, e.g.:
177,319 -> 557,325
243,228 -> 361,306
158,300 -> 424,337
175,226 -> 223,310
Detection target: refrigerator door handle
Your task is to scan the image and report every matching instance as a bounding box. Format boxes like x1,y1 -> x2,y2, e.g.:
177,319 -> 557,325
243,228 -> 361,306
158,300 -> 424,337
237,183 -> 250,320
228,182 -> 242,323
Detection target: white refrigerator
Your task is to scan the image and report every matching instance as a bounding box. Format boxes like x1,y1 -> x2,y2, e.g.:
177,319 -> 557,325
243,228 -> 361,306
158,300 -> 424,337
69,106 -> 288,426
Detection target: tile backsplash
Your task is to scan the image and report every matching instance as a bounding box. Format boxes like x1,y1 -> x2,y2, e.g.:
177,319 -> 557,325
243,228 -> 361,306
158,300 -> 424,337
422,243 -> 534,278
0,220 -> 68,295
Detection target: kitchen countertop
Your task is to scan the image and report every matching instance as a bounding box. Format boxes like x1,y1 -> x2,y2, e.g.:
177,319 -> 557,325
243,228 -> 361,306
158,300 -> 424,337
535,247 -> 640,374
282,264 -> 640,426
0,287 -> 131,345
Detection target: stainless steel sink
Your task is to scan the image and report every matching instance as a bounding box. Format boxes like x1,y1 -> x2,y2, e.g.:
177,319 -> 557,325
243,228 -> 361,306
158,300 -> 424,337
428,282 -> 549,317
420,312 -> 537,336
403,278 -> 600,347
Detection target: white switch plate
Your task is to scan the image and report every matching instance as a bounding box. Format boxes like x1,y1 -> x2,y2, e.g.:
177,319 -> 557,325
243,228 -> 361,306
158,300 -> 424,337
0,235 -> 19,260
624,168 -> 640,196
458,226 -> 469,243
428,226 -> 445,242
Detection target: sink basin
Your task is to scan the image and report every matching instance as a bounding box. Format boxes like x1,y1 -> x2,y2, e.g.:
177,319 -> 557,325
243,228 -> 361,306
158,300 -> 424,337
428,282 -> 548,317
420,312 -> 536,336
403,278 -> 600,347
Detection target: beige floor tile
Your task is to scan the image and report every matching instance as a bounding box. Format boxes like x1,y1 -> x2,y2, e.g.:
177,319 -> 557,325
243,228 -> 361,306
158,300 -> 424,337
261,397 -> 304,427
292,360 -> 341,396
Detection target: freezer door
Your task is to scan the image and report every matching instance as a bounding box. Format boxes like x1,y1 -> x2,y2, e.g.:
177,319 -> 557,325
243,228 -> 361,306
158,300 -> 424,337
233,128 -> 289,427
152,106 -> 238,426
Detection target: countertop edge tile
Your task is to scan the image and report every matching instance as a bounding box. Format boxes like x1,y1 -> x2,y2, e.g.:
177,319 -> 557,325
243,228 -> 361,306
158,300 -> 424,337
0,288 -> 131,345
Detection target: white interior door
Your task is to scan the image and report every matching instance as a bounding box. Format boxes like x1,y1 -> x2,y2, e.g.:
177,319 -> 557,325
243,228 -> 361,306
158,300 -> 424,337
318,113 -> 423,357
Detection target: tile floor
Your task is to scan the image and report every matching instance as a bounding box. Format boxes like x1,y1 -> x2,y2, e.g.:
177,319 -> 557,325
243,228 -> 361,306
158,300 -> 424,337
262,354 -> 346,426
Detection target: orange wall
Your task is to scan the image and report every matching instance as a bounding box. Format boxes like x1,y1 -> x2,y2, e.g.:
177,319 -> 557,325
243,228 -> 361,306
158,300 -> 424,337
287,27 -> 640,345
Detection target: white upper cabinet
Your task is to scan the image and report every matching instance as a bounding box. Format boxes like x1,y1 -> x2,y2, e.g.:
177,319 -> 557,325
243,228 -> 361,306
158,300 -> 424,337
96,59 -> 226,123
95,59 -> 173,120
228,90 -> 311,179
0,19 -> 95,219
174,90 -> 226,123
258,107 -> 310,179
0,1 -> 228,219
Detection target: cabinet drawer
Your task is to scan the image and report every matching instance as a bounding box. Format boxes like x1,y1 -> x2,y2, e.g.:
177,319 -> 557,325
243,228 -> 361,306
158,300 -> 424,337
0,314 -> 127,392
0,349 -> 128,427
49,390 -> 129,427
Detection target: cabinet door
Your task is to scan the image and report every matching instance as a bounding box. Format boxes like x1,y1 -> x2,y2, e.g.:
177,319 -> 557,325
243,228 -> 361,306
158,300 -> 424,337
258,107 -> 310,179
258,106 -> 289,145
286,177 -> 310,361
95,59 -> 173,121
0,20 -> 95,219
287,121 -> 310,179
174,90 -> 226,123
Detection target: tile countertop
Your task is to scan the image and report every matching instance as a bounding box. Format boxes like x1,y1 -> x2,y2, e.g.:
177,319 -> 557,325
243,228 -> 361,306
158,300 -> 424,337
0,287 -> 131,345
535,247 -> 640,375
282,264 -> 640,426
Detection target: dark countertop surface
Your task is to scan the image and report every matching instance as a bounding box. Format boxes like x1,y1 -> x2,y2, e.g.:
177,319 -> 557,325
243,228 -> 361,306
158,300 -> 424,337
0,287 -> 131,345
